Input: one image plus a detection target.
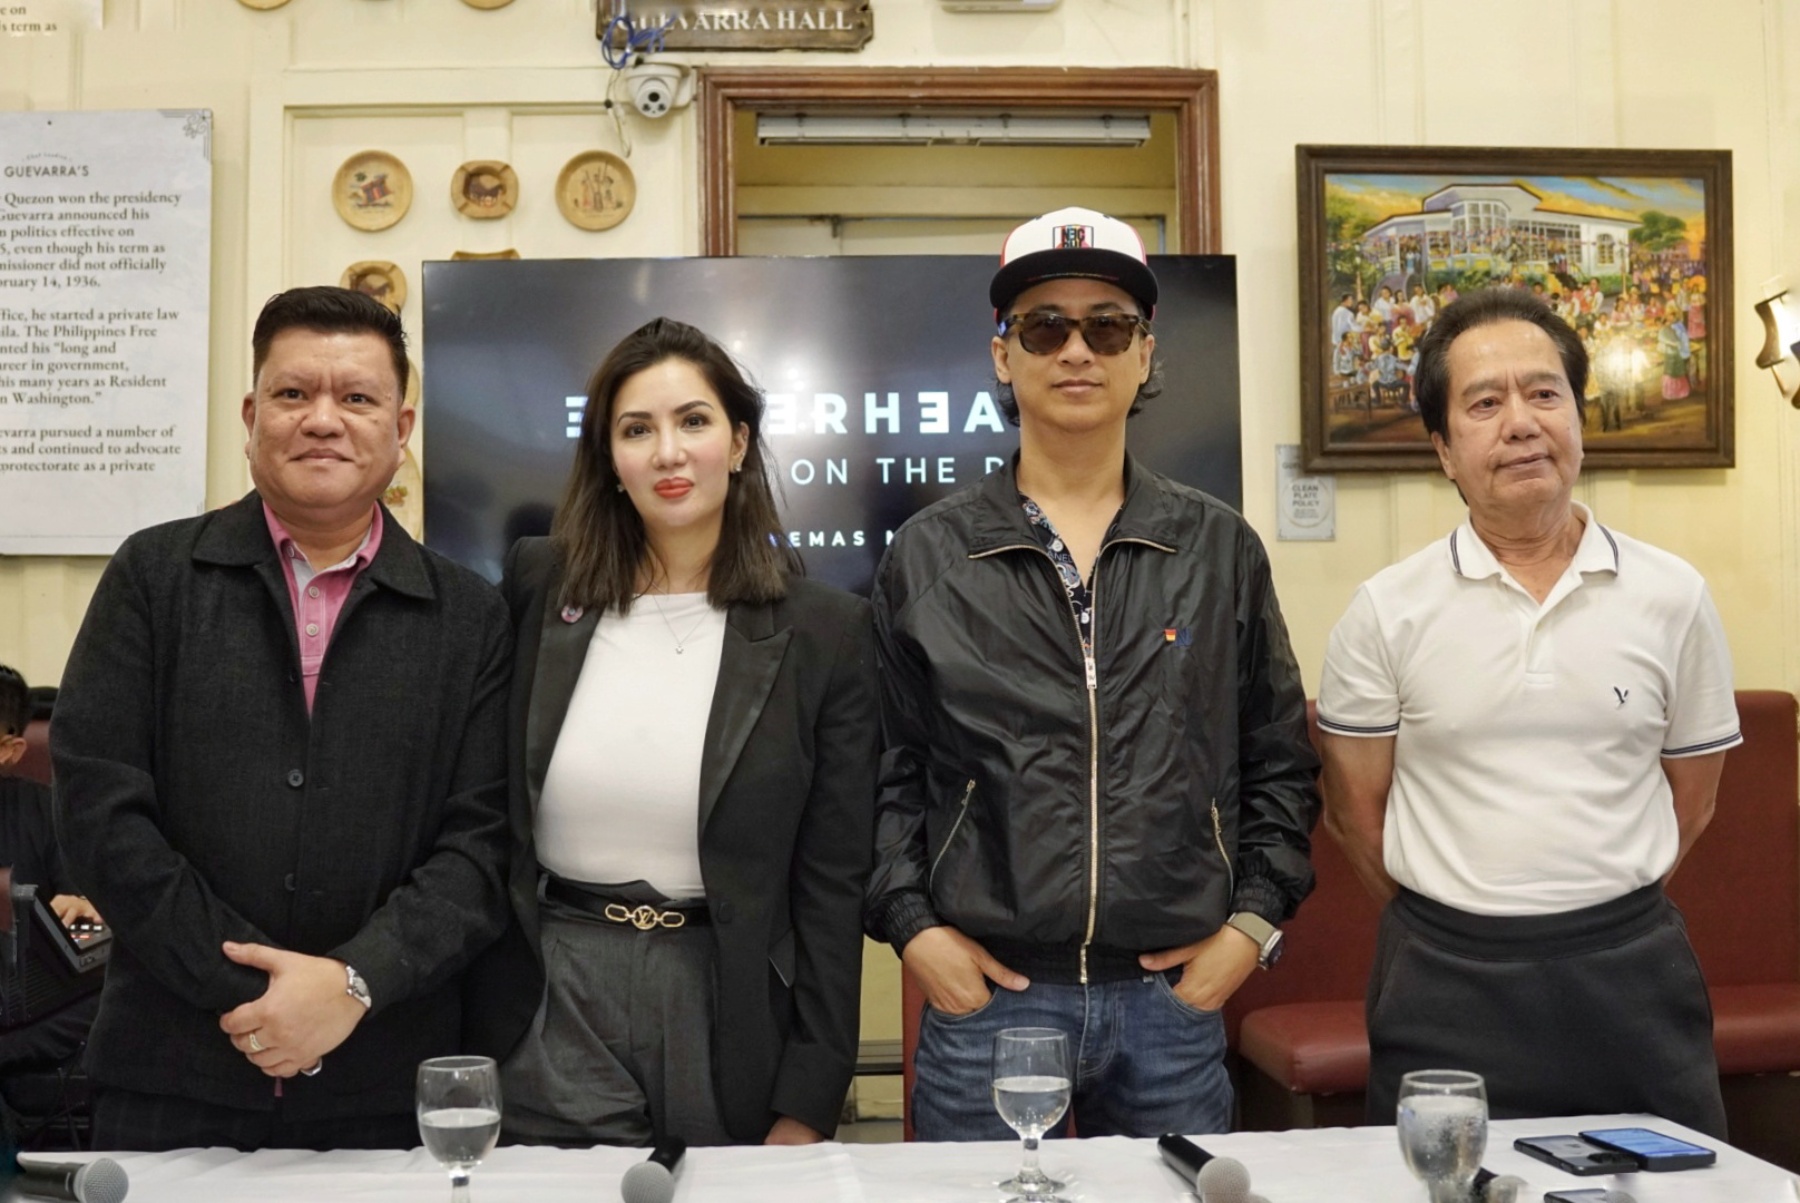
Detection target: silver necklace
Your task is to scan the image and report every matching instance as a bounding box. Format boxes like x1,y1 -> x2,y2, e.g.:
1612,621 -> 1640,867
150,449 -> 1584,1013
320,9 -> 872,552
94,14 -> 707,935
646,591 -> 710,654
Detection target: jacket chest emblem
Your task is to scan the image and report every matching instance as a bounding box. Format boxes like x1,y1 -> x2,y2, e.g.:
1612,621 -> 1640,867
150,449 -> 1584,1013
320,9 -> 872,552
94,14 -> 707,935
1163,627 -> 1193,648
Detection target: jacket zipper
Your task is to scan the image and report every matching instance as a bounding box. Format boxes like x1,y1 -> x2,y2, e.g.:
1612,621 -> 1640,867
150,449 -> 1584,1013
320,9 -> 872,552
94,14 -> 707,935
1079,568 -> 1102,985
929,779 -> 978,887
1209,799 -> 1234,898
971,534 -> 1173,986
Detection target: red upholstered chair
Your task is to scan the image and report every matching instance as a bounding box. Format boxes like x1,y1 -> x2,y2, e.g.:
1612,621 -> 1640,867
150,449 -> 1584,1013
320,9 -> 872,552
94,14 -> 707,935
902,968 -> 923,1140
1224,701 -> 1378,1129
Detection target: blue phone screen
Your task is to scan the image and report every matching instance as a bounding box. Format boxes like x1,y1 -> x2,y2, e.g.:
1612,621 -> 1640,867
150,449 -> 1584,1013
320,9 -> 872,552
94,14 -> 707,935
1580,1128 -> 1709,1157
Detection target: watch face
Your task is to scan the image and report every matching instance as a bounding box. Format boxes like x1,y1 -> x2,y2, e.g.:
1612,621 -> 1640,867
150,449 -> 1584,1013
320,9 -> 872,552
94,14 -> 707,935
1262,931 -> 1284,968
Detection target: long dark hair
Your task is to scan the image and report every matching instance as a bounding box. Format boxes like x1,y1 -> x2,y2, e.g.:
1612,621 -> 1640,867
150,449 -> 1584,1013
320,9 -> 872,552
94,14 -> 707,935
552,317 -> 795,613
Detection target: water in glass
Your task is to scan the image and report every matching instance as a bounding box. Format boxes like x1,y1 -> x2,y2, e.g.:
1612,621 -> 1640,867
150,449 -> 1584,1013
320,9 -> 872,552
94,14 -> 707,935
992,1028 -> 1071,1201
1395,1069 -> 1487,1203
417,1055 -> 502,1203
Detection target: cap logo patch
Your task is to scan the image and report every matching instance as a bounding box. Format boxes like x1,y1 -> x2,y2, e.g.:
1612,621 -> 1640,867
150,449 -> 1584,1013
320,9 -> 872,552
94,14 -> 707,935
1052,224 -> 1094,250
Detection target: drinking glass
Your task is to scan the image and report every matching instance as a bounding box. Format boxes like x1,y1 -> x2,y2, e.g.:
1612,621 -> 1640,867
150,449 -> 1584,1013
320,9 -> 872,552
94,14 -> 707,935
992,1027 -> 1072,1201
417,1055 -> 502,1203
1396,1069 -> 1488,1203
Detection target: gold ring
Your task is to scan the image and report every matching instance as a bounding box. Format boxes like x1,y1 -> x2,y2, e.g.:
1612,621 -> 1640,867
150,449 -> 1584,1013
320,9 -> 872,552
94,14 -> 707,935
248,1031 -> 265,1053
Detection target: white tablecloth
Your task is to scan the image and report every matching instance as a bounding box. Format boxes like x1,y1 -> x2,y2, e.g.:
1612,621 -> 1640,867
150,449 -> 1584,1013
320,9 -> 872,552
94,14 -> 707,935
39,1115 -> 1800,1203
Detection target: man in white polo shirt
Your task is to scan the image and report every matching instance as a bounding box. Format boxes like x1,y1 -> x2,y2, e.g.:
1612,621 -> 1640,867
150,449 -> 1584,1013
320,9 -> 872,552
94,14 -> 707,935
1318,287 -> 1738,1136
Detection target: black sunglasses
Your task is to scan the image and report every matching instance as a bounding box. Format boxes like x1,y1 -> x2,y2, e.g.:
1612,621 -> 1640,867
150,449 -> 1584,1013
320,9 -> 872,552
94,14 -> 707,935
999,311 -> 1150,356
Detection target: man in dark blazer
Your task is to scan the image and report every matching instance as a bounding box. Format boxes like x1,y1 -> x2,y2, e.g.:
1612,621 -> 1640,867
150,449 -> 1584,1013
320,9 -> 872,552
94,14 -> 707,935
52,287 -> 512,1152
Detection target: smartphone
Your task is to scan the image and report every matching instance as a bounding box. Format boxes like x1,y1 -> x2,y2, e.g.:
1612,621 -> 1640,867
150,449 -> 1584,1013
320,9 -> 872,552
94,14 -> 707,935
1544,1191 -> 1626,1203
1578,1127 -> 1716,1172
1514,1134 -> 1639,1176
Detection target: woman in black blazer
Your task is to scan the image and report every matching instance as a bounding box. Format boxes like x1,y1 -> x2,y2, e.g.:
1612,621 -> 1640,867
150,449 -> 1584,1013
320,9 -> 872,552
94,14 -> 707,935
469,318 -> 876,1146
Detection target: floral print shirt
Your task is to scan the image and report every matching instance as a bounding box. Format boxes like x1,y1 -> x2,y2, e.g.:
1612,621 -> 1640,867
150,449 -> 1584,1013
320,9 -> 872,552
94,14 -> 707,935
1021,496 -> 1120,654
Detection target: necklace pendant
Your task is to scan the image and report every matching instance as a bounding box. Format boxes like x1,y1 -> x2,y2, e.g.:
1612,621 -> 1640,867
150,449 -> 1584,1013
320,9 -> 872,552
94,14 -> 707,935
675,645 -> 685,654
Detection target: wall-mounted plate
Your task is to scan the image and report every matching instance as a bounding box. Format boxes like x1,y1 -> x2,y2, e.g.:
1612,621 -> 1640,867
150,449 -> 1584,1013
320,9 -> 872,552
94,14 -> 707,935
452,160 -> 519,219
340,260 -> 407,313
556,151 -> 635,232
451,248 -> 521,260
333,150 -> 413,232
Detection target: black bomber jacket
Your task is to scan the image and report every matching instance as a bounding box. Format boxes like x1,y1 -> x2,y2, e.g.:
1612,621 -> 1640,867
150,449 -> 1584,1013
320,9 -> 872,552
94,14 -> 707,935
863,456 -> 1320,983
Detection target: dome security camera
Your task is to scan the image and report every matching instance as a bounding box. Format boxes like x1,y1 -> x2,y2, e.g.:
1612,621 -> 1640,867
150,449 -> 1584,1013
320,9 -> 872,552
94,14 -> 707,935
624,62 -> 693,119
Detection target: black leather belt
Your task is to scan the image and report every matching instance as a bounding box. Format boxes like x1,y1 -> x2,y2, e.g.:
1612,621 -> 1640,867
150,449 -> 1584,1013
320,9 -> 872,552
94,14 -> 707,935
543,877 -> 711,930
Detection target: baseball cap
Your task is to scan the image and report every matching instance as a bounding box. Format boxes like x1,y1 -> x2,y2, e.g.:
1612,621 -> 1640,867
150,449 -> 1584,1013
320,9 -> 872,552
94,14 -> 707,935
990,206 -> 1158,319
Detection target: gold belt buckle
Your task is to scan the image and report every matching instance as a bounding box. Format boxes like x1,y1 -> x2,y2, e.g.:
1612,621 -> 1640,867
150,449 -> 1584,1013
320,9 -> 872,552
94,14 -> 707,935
602,902 -> 686,930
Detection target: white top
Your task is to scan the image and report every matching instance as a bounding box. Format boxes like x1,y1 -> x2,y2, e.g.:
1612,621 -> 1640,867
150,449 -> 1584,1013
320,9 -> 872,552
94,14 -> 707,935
535,593 -> 727,899
1318,503 -> 1741,916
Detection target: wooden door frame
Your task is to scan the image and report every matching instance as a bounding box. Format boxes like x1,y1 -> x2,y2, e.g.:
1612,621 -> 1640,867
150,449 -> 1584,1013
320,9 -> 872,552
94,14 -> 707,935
696,67 -> 1220,256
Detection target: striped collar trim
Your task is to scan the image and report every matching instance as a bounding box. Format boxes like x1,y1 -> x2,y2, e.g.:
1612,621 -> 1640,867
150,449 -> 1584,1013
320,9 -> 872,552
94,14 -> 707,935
1449,501 -> 1618,581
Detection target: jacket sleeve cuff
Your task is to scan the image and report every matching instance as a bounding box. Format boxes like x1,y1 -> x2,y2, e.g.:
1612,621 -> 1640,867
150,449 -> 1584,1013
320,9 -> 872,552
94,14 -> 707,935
867,890 -> 939,956
329,932 -> 405,1018
769,1043 -> 857,1139
1230,875 -> 1291,927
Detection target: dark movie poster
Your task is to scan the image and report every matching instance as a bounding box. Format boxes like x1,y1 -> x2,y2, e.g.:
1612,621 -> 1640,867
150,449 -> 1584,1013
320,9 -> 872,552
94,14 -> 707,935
422,256 -> 1240,594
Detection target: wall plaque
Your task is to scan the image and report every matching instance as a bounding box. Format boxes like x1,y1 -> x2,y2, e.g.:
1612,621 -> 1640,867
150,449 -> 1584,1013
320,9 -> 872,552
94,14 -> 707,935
0,110 -> 212,555
600,2 -> 872,52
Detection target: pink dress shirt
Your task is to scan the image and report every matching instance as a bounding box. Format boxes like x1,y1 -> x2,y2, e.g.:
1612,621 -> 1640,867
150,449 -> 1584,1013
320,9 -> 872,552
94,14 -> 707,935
262,504 -> 384,713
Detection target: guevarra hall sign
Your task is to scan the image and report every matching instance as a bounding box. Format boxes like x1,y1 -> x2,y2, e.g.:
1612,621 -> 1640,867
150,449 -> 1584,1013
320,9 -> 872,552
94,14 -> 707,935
599,1 -> 872,50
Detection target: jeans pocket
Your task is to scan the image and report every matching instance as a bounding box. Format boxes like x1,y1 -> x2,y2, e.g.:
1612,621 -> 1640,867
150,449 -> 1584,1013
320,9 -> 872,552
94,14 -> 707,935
1151,972 -> 1221,1019
926,989 -> 1001,1025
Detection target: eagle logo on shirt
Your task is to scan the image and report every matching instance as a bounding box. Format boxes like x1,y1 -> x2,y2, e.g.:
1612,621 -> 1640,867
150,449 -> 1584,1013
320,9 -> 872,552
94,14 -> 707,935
1613,686 -> 1629,708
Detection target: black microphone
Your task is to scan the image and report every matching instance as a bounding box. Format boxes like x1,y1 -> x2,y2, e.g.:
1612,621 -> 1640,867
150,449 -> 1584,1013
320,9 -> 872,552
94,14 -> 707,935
1156,1134 -> 1253,1203
12,1156 -> 129,1203
618,1138 -> 686,1203
1473,1167 -> 1527,1202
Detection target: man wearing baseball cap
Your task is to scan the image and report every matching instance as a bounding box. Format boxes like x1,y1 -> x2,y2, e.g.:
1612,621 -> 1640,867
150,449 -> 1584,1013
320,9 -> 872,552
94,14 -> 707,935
864,207 -> 1319,1138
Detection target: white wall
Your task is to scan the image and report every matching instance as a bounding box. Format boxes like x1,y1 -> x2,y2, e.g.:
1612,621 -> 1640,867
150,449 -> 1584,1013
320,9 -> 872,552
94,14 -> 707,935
4,0 -> 1794,698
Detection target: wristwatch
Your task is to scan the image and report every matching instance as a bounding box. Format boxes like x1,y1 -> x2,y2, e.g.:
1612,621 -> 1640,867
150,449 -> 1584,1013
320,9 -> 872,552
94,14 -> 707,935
1225,911 -> 1284,970
345,964 -> 373,1010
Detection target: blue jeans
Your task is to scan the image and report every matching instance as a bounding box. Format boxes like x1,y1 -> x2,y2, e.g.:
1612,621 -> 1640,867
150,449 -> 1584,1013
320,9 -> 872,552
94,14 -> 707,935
911,973 -> 1232,1141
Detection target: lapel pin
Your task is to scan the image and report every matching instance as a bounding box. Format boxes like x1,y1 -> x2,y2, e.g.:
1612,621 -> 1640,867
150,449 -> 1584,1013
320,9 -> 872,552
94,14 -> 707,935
560,604 -> 585,624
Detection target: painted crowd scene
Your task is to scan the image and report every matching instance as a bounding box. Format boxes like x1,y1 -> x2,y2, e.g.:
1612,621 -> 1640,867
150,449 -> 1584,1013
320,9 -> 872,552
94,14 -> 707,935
1320,172 -> 1714,452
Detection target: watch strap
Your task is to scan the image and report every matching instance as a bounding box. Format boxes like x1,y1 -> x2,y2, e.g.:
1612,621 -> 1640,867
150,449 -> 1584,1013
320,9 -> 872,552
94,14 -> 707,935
1225,911 -> 1282,968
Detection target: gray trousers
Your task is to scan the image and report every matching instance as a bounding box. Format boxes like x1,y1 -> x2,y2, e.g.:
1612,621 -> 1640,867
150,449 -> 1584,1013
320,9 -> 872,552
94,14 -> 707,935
1366,883 -> 1726,1138
500,900 -> 732,1147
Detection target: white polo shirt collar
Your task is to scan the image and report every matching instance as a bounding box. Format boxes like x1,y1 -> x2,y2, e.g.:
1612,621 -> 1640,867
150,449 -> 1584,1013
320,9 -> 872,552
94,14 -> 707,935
1448,501 -> 1620,595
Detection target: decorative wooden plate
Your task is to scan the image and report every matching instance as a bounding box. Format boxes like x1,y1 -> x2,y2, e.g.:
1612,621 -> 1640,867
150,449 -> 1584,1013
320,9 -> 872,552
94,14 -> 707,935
237,0 -> 291,9
333,150 -> 412,233
555,151 -> 635,232
384,447 -> 425,541
451,160 -> 518,219
450,249 -> 521,261
340,261 -> 407,314
404,357 -> 421,411
460,0 -> 514,8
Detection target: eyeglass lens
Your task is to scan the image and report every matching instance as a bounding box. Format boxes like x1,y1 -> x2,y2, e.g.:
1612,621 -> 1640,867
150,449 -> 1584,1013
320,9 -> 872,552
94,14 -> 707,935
1011,312 -> 1141,356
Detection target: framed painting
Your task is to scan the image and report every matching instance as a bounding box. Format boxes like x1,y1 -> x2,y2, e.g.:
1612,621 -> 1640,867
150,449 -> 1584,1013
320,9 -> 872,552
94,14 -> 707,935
1297,145 -> 1733,471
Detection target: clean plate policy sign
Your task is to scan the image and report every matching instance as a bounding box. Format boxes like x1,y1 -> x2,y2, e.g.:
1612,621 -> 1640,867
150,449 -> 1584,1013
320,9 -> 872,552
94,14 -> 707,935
422,255 -> 1240,595
0,109 -> 213,556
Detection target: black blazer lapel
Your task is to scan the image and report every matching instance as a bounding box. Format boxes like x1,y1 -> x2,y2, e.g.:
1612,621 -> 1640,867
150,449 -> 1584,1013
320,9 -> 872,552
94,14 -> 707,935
525,592 -> 599,816
698,601 -> 791,833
